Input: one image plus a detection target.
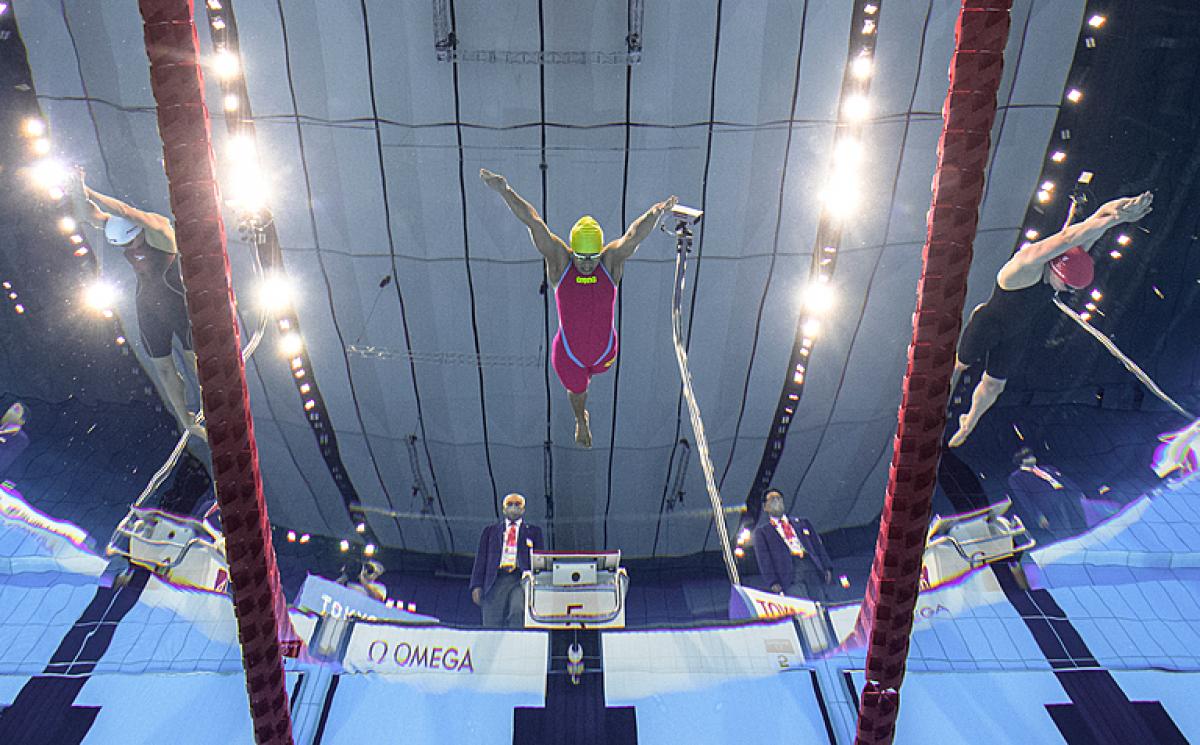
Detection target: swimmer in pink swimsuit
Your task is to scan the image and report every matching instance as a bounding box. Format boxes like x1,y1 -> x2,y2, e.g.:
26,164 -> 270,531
482,168 -> 676,447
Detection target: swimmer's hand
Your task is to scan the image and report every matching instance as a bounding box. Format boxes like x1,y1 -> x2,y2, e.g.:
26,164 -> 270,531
480,169 -> 508,193
1097,191 -> 1152,225
654,196 -> 679,216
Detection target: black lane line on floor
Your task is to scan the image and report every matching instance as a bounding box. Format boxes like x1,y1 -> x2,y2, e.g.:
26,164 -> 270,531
807,669 -> 838,744
0,569 -> 150,745
995,564 -> 1186,743
312,672 -> 341,745
933,456 -> 1184,742
514,630 -> 637,745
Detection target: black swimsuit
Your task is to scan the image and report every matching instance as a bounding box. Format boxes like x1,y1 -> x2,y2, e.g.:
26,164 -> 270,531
956,279 -> 1056,380
124,242 -> 192,358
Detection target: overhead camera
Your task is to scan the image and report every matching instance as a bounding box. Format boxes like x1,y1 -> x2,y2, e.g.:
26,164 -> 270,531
670,204 -> 703,225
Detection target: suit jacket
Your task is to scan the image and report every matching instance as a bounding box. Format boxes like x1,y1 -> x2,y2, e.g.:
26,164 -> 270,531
753,515 -> 831,589
470,520 -> 544,596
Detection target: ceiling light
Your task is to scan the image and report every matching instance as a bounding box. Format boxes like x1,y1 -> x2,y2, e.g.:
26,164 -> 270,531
213,50 -> 239,80
1066,88 -> 1083,103
21,118 -> 45,137
257,273 -> 294,314
279,332 -> 303,356
1087,14 -> 1106,28
801,280 -> 835,314
842,94 -> 870,122
83,281 -> 117,312
851,53 -> 873,80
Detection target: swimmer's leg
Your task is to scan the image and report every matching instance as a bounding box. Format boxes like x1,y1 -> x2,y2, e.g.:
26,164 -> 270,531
949,357 -> 969,400
948,372 -> 1005,448
151,354 -> 205,442
567,389 -> 592,449
179,350 -> 207,441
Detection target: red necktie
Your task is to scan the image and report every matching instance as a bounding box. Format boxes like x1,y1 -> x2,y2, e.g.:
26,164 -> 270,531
499,523 -> 519,568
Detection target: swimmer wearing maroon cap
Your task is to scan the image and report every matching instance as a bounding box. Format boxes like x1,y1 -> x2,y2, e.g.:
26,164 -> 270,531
948,190 -> 1153,448
481,168 -> 676,447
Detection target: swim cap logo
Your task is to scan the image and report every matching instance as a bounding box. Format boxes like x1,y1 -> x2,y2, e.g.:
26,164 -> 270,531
575,275 -> 597,284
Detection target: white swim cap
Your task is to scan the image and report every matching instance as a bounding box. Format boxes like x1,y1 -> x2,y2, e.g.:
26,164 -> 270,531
104,215 -> 144,246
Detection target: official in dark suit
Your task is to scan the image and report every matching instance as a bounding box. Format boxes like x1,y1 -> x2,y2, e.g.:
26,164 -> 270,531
470,492 -> 544,628
753,489 -> 833,600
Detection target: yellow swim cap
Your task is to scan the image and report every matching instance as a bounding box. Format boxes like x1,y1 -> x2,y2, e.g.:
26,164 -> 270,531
570,216 -> 604,255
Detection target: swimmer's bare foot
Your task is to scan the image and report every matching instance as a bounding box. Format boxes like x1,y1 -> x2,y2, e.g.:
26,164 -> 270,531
947,414 -> 973,448
575,411 -> 592,448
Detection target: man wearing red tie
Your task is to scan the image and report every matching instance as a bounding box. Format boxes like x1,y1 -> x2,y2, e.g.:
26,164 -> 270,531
752,489 -> 834,600
470,493 -> 544,628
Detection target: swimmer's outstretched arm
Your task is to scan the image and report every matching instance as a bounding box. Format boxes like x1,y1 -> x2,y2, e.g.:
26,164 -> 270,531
69,170 -> 176,249
66,171 -> 109,230
480,168 -> 568,262
1012,191 -> 1152,270
605,196 -> 678,263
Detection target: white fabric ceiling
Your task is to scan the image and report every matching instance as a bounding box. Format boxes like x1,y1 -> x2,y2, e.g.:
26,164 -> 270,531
16,0 -> 1084,556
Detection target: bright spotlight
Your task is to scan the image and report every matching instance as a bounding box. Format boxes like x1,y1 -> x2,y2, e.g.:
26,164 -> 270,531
227,134 -> 256,160
1090,289 -> 1103,301
58,216 -> 77,234
802,280 -> 835,314
1024,229 -> 1039,240
32,138 -> 51,156
821,176 -> 859,219
801,318 -> 822,338
83,281 -> 117,312
226,163 -> 269,211
30,159 -> 68,192
213,50 -> 239,80
1087,14 -> 1106,28
279,332 -> 303,356
22,118 -> 45,137
257,273 -> 294,314
1066,88 -> 1083,104
1036,189 -> 1052,204
339,539 -> 350,552
1050,150 -> 1067,163
364,544 -> 377,557
1116,234 -> 1131,246
223,93 -> 240,112
851,53 -> 873,80
842,94 -> 870,122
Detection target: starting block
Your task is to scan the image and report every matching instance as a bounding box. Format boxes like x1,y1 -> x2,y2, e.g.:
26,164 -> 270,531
523,551 -> 628,629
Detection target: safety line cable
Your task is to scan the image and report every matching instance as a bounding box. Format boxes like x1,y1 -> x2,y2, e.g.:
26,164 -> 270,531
671,225 -> 739,584
1052,295 -> 1194,420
